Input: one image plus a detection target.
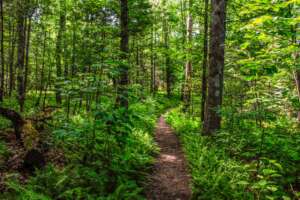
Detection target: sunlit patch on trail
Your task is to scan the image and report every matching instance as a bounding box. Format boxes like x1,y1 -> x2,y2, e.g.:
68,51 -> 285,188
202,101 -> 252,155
161,153 -> 177,162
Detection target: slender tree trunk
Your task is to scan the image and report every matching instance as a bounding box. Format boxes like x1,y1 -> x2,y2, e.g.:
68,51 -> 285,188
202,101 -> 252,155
0,0 -> 4,101
116,0 -> 129,109
24,18 -> 31,96
16,0 -> 26,112
201,0 -> 209,121
135,40 -> 139,84
150,20 -> 157,95
180,0 -> 187,100
71,13 -> 77,77
36,30 -> 47,107
140,48 -> 146,93
162,1 -> 172,97
294,71 -> 300,120
9,21 -> 16,96
150,25 -> 154,93
55,0 -> 66,105
203,0 -> 227,135
183,0 -> 193,110
290,4 -> 300,122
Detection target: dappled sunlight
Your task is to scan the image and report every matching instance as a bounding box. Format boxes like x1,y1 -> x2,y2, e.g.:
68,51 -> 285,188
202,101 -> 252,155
0,0 -> 298,199
160,153 -> 178,163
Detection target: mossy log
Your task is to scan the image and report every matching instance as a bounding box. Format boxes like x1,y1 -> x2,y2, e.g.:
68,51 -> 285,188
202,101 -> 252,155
0,107 -> 25,141
0,106 -> 45,171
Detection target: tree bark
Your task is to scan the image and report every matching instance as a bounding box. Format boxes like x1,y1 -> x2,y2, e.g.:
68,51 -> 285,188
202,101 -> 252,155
55,0 -> 66,105
150,19 -> 157,95
8,21 -> 16,96
16,0 -> 27,112
180,0 -> 187,100
183,0 -> 193,110
291,4 -> 300,122
163,0 -> 172,97
203,0 -> 227,135
0,0 -> 4,101
116,0 -> 129,109
24,17 -> 31,97
201,0 -> 209,121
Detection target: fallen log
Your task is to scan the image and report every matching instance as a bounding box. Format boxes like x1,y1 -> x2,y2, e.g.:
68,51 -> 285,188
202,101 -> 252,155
0,106 -> 45,171
0,107 -> 25,141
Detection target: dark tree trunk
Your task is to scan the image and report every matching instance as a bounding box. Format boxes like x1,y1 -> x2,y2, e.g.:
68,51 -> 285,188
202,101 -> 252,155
55,0 -> 66,105
16,0 -> 26,112
9,21 -> 16,96
36,30 -> 47,107
150,20 -> 157,95
71,13 -> 77,77
116,0 -> 129,109
203,0 -> 227,135
201,0 -> 209,121
0,0 -> 4,102
24,18 -> 31,96
163,1 -> 172,97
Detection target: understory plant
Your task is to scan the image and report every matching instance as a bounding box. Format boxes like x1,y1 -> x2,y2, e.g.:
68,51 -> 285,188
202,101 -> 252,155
0,95 -> 176,200
165,107 -> 300,200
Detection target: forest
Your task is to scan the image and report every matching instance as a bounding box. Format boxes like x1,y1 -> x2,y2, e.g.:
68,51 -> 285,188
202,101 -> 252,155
0,0 -> 299,199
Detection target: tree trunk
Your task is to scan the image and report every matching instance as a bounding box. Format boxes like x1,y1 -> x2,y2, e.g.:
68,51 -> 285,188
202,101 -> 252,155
294,71 -> 300,121
180,0 -> 187,100
8,21 -> 16,96
55,0 -> 66,105
201,0 -> 209,121
150,20 -> 157,95
36,30 -> 47,107
183,0 -> 193,110
116,0 -> 129,109
291,4 -> 300,122
0,0 -> 4,102
16,0 -> 26,112
24,18 -> 31,97
203,0 -> 227,135
71,12 -> 77,77
163,0 -> 172,97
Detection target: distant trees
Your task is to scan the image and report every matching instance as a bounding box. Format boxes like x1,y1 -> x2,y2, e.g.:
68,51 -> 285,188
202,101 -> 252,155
3,0 -> 297,137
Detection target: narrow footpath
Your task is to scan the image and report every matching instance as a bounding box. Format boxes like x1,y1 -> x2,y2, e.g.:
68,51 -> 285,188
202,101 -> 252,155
146,116 -> 191,200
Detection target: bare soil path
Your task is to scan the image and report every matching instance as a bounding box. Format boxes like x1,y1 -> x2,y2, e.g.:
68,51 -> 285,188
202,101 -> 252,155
146,116 -> 191,200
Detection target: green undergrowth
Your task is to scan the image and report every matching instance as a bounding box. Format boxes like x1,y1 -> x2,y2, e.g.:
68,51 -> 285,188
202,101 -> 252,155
165,107 -> 300,200
0,95 -> 178,200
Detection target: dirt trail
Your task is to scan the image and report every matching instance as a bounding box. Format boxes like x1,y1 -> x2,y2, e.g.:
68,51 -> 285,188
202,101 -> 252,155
146,116 -> 191,200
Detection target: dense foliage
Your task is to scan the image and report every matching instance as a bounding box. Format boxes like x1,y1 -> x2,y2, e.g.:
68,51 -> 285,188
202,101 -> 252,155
0,0 -> 299,199
1,94 -> 177,199
166,107 -> 300,199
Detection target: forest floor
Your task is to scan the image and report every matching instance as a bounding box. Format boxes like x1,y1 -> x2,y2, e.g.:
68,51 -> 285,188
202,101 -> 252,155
146,116 -> 191,200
